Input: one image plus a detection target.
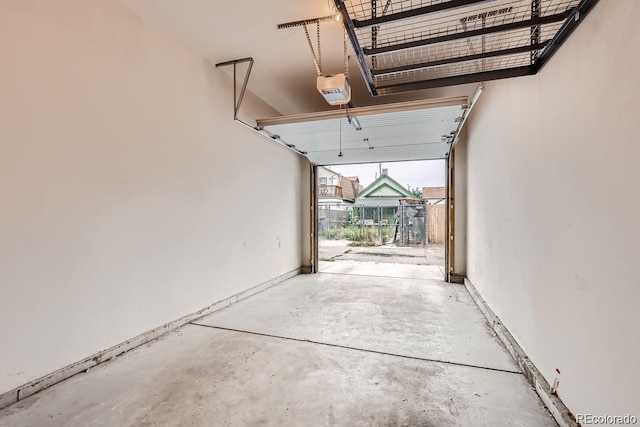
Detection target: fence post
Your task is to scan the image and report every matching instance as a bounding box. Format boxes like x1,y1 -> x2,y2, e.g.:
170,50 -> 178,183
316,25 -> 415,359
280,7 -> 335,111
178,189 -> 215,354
378,205 -> 382,245
424,202 -> 428,257
399,203 -> 403,245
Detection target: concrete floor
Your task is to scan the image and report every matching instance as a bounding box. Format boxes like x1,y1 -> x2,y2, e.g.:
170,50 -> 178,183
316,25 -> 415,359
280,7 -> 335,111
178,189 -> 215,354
0,266 -> 556,426
319,260 -> 444,280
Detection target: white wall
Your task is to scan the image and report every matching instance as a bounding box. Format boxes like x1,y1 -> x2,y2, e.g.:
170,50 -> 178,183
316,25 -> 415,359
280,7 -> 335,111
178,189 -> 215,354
0,0 -> 309,395
465,1 -> 640,416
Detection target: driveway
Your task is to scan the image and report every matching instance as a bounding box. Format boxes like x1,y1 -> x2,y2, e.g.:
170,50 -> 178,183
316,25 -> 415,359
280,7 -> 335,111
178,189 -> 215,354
319,239 -> 445,266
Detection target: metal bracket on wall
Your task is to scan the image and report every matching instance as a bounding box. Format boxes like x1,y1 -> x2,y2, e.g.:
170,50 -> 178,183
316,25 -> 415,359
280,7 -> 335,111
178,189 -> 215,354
448,84 -> 484,157
215,57 -> 254,120
215,57 -> 307,157
277,15 -> 336,30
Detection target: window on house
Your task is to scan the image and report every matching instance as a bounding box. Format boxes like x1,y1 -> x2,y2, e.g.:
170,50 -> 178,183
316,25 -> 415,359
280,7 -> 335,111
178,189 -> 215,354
319,177 -> 327,185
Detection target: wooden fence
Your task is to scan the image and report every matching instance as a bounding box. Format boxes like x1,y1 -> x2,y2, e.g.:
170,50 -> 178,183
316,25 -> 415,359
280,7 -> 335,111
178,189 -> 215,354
428,204 -> 446,244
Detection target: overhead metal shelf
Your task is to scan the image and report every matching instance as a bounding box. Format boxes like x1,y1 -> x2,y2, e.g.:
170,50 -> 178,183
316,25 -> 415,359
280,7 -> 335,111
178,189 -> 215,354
334,0 -> 599,95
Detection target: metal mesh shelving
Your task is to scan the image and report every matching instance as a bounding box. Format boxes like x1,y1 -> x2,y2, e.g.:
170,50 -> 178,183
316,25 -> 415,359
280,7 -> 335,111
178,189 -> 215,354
334,0 -> 599,94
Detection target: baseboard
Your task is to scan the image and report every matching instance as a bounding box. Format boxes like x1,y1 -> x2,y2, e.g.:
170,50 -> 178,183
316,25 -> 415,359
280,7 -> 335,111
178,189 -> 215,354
0,267 -> 302,410
464,278 -> 577,427
449,273 -> 465,284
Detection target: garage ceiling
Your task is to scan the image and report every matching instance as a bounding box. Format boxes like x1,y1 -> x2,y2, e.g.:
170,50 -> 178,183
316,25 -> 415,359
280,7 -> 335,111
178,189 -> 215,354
118,0 -> 596,112
118,0 -> 477,114
118,0 -> 596,165
257,96 -> 467,165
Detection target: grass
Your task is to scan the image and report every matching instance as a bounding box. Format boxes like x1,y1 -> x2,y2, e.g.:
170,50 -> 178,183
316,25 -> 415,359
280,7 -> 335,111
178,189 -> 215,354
320,225 -> 396,246
347,242 -> 377,247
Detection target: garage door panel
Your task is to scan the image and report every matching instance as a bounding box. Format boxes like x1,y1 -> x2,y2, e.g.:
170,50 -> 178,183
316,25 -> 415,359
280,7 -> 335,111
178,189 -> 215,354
257,97 -> 467,165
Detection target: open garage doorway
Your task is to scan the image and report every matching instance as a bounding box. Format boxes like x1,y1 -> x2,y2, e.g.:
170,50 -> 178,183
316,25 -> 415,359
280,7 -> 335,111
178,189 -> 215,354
256,96 -> 471,280
316,160 -> 446,280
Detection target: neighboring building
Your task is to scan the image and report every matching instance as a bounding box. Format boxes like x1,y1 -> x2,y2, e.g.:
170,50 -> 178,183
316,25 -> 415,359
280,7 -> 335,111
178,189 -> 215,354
355,169 -> 415,225
317,167 -> 363,232
317,166 -> 362,210
341,176 -> 363,203
422,186 -> 446,204
355,169 -> 413,208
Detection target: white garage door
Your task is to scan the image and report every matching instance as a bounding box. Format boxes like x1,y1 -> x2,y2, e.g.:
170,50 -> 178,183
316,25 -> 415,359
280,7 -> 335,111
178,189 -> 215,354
256,96 -> 467,166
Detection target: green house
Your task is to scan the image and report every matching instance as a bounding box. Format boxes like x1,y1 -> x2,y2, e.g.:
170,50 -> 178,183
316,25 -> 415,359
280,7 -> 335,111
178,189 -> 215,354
355,171 -> 414,224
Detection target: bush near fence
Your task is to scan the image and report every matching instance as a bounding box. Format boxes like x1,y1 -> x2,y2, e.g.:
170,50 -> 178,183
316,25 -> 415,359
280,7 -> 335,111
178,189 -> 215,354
318,204 -> 426,246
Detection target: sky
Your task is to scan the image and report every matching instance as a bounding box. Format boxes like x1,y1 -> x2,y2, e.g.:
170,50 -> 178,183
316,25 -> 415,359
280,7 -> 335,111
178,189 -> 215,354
328,159 -> 446,190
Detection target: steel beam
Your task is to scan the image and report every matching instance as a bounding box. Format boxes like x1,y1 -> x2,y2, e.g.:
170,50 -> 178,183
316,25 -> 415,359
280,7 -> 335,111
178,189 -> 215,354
214,57 -> 253,68
333,0 -> 377,95
354,0 -> 492,29
372,42 -> 548,76
375,66 -> 533,95
371,0 -> 378,70
533,0 -> 600,73
364,9 -> 573,55
531,0 -> 541,63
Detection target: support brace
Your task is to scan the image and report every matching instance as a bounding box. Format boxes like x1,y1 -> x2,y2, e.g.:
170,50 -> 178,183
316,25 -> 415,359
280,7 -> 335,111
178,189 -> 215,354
215,57 -> 307,157
215,57 -> 254,120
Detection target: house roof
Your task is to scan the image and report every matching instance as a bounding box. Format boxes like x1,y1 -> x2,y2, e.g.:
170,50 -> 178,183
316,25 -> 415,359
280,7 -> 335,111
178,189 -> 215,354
347,177 -> 364,194
422,186 -> 446,199
340,176 -> 356,201
357,173 -> 413,200
343,176 -> 364,201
